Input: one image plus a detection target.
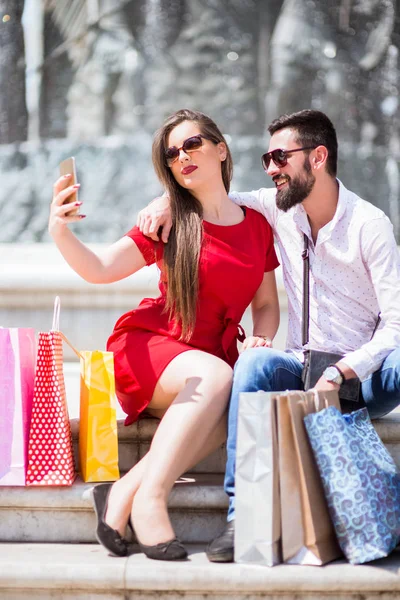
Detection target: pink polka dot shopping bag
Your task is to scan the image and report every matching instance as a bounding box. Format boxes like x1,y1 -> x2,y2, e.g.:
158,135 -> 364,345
26,298 -> 76,486
0,328 -> 36,485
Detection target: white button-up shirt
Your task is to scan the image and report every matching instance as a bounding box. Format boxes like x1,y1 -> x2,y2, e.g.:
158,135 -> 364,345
231,180 -> 400,381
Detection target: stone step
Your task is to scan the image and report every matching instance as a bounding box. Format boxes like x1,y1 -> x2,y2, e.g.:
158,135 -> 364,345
70,416 -> 227,475
71,411 -> 400,475
0,475 -> 227,544
64,361 -> 227,474
64,363 -> 400,475
2,413 -> 399,546
1,542 -> 400,600
69,411 -> 400,478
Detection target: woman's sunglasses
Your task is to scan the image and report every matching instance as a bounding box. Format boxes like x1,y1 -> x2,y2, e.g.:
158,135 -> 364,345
261,146 -> 316,171
165,134 -> 211,166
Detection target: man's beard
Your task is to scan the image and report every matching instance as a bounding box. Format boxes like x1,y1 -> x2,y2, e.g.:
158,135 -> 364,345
275,158 -> 315,212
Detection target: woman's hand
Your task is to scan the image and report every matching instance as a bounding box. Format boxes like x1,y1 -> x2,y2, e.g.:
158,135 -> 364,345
137,195 -> 172,242
49,174 -> 84,239
241,335 -> 273,353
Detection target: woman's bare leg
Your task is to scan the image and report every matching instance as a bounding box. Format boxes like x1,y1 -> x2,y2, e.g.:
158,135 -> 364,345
104,350 -> 230,537
130,350 -> 232,546
105,410 -> 226,534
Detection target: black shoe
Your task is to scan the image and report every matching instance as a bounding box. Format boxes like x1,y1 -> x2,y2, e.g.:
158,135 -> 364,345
92,483 -> 129,557
129,518 -> 187,561
206,520 -> 235,563
137,537 -> 188,561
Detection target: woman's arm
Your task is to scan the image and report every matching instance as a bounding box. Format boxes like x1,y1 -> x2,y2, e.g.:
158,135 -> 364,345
49,175 -> 146,284
242,270 -> 280,352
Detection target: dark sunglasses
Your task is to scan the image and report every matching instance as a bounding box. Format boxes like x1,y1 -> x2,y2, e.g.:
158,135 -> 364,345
261,146 -> 316,171
165,134 -> 211,166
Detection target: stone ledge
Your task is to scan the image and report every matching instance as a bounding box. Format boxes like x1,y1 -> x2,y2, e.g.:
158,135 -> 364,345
0,244 -> 159,307
374,412 -> 400,442
0,474 -> 227,511
0,543 -> 125,592
1,543 -> 400,597
0,243 -> 287,305
69,412 -> 400,444
69,415 -> 158,440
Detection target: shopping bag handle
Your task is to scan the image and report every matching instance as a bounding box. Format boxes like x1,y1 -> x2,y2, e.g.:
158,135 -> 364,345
51,296 -> 84,360
60,332 -> 84,361
52,296 -> 61,331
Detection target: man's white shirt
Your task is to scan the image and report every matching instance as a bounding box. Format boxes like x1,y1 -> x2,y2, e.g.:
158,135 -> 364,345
231,180 -> 400,381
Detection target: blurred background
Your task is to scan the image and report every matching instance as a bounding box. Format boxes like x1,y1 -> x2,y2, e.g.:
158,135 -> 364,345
0,0 -> 399,361
1,0 -> 399,243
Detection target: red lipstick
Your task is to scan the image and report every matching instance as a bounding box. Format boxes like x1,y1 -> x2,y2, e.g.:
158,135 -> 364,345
181,165 -> 198,175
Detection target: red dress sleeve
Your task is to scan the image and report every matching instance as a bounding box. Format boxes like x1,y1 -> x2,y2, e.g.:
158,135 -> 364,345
124,225 -> 164,266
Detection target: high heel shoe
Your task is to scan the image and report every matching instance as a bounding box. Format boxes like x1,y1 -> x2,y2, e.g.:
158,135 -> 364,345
137,537 -> 188,561
92,483 -> 129,557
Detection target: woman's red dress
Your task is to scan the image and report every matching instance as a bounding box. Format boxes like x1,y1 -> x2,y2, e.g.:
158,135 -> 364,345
107,208 -> 279,425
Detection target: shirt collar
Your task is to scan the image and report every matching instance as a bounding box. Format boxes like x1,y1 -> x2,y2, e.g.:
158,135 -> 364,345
293,178 -> 348,244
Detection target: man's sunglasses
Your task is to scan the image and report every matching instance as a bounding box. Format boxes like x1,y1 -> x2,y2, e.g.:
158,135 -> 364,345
165,134 -> 211,166
261,146 -> 316,171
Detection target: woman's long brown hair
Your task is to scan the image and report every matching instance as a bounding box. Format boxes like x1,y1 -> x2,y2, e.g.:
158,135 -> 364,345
152,109 -> 233,341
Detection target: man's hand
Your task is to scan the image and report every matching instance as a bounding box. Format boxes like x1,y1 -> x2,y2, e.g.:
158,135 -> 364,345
241,336 -> 273,353
137,195 -> 172,242
313,376 -> 340,392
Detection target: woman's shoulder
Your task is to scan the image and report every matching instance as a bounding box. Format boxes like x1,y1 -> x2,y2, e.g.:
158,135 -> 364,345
244,207 -> 275,247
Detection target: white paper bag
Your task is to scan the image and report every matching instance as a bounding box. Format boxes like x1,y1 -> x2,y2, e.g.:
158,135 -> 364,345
234,391 -> 281,566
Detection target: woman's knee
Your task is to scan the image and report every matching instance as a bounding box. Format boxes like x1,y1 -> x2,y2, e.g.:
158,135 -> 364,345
192,354 -> 233,391
160,350 -> 233,396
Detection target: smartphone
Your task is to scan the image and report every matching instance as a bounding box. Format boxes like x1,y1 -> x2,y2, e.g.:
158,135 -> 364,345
59,156 -> 79,216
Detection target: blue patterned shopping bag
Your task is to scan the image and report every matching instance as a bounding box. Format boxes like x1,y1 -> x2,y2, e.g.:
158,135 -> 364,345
304,406 -> 400,565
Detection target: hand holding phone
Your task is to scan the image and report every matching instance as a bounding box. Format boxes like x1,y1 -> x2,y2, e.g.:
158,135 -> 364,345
59,157 -> 80,216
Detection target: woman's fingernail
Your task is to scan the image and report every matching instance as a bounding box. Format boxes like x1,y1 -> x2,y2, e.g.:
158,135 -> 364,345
73,184 -> 80,189
63,174 -> 71,178
75,201 -> 83,206
79,214 -> 86,219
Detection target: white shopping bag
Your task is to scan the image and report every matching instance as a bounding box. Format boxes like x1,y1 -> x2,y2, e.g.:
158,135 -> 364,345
235,391 -> 282,566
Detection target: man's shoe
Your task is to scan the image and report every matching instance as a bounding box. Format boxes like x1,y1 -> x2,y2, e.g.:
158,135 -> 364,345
206,520 -> 234,562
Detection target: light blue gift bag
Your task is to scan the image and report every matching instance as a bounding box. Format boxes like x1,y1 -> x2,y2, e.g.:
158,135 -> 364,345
304,406 -> 400,565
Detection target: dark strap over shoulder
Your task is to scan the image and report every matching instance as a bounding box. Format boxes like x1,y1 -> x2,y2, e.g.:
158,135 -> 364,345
302,234 -> 310,347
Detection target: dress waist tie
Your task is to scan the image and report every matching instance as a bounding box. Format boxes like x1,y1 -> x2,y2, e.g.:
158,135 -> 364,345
222,316 -> 245,366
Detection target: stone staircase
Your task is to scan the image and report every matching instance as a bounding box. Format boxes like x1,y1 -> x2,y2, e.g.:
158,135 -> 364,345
0,418 -> 227,546
1,389 -> 400,599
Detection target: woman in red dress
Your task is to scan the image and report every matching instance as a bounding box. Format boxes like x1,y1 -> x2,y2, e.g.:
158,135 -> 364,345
49,109 -> 279,561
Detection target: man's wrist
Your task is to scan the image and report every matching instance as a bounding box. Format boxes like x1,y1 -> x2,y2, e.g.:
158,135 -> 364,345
322,364 -> 345,386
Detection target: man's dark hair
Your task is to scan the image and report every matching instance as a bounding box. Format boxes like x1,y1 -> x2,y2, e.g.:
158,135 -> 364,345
268,110 -> 338,177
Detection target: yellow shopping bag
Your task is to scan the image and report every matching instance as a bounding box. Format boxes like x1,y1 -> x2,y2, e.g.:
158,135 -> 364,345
79,351 -> 120,483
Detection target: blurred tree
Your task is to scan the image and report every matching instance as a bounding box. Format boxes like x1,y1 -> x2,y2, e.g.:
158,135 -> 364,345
0,0 -> 28,143
40,1 -> 74,138
266,0 -> 397,143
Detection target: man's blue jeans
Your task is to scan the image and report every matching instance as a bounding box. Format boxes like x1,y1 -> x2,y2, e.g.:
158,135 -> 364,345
224,347 -> 400,522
